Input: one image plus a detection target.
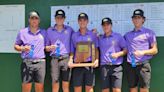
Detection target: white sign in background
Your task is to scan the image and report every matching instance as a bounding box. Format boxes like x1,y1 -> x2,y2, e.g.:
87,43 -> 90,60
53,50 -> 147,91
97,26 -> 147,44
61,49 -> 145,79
0,5 -> 25,53
51,2 -> 164,36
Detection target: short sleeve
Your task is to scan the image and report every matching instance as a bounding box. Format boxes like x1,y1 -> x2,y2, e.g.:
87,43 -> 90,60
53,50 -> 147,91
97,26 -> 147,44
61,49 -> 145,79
148,31 -> 157,47
15,31 -> 23,45
70,33 -> 76,53
118,34 -> 127,50
92,33 -> 99,48
45,30 -> 51,46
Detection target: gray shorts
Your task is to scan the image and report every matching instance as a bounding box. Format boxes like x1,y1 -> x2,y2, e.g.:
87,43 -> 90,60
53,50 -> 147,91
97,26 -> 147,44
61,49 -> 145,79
126,62 -> 151,88
21,59 -> 46,83
51,58 -> 70,83
100,65 -> 123,89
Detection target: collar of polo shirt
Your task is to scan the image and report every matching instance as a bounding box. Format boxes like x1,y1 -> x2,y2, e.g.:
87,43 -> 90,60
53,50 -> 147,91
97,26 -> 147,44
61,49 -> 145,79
133,27 -> 145,32
27,27 -> 41,34
78,29 -> 90,35
103,31 -> 114,38
52,24 -> 67,32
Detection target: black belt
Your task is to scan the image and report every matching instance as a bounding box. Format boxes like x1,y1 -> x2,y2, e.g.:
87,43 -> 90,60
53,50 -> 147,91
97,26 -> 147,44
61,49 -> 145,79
128,60 -> 149,66
106,62 -> 122,66
52,55 -> 69,60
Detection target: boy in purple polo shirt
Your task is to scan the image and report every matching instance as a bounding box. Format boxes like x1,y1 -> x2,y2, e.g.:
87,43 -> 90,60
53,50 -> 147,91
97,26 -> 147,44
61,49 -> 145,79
14,11 -> 46,92
124,9 -> 158,92
68,13 -> 99,92
46,9 -> 74,92
99,17 -> 127,92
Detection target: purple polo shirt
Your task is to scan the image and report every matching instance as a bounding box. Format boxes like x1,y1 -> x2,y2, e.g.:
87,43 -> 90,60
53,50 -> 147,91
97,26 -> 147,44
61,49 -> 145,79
71,29 -> 99,62
124,27 -> 157,63
46,25 -> 74,56
15,27 -> 46,59
99,32 -> 126,65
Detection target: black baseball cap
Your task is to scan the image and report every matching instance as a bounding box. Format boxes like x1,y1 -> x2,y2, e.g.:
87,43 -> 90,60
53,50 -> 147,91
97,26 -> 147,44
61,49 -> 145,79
78,13 -> 88,20
29,11 -> 40,18
55,9 -> 65,18
132,9 -> 145,18
101,17 -> 112,25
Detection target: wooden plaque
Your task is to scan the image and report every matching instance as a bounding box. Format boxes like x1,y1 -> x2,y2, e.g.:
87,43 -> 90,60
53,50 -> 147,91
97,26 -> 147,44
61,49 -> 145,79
72,42 -> 96,67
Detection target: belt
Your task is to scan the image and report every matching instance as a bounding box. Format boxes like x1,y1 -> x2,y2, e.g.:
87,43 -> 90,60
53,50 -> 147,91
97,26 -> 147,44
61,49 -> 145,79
136,60 -> 149,65
52,54 -> 69,60
24,59 -> 45,63
128,60 -> 149,66
106,62 -> 121,66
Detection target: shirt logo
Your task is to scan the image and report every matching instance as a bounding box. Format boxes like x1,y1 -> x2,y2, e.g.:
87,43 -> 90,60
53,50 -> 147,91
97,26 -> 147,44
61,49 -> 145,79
64,30 -> 68,34
138,34 -> 146,40
112,40 -> 116,46
39,34 -> 44,40
87,37 -> 91,41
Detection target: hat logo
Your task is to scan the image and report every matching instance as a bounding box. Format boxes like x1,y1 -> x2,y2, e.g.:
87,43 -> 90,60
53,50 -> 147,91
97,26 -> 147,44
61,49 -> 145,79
103,19 -> 108,22
135,11 -> 140,14
58,11 -> 63,14
31,12 -> 38,16
80,14 -> 85,17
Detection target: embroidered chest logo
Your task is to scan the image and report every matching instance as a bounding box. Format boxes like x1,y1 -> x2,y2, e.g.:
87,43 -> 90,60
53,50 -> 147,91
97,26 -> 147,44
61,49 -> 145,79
64,30 -> 68,34
138,34 -> 146,40
39,34 -> 44,40
112,40 -> 116,46
87,37 -> 91,41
